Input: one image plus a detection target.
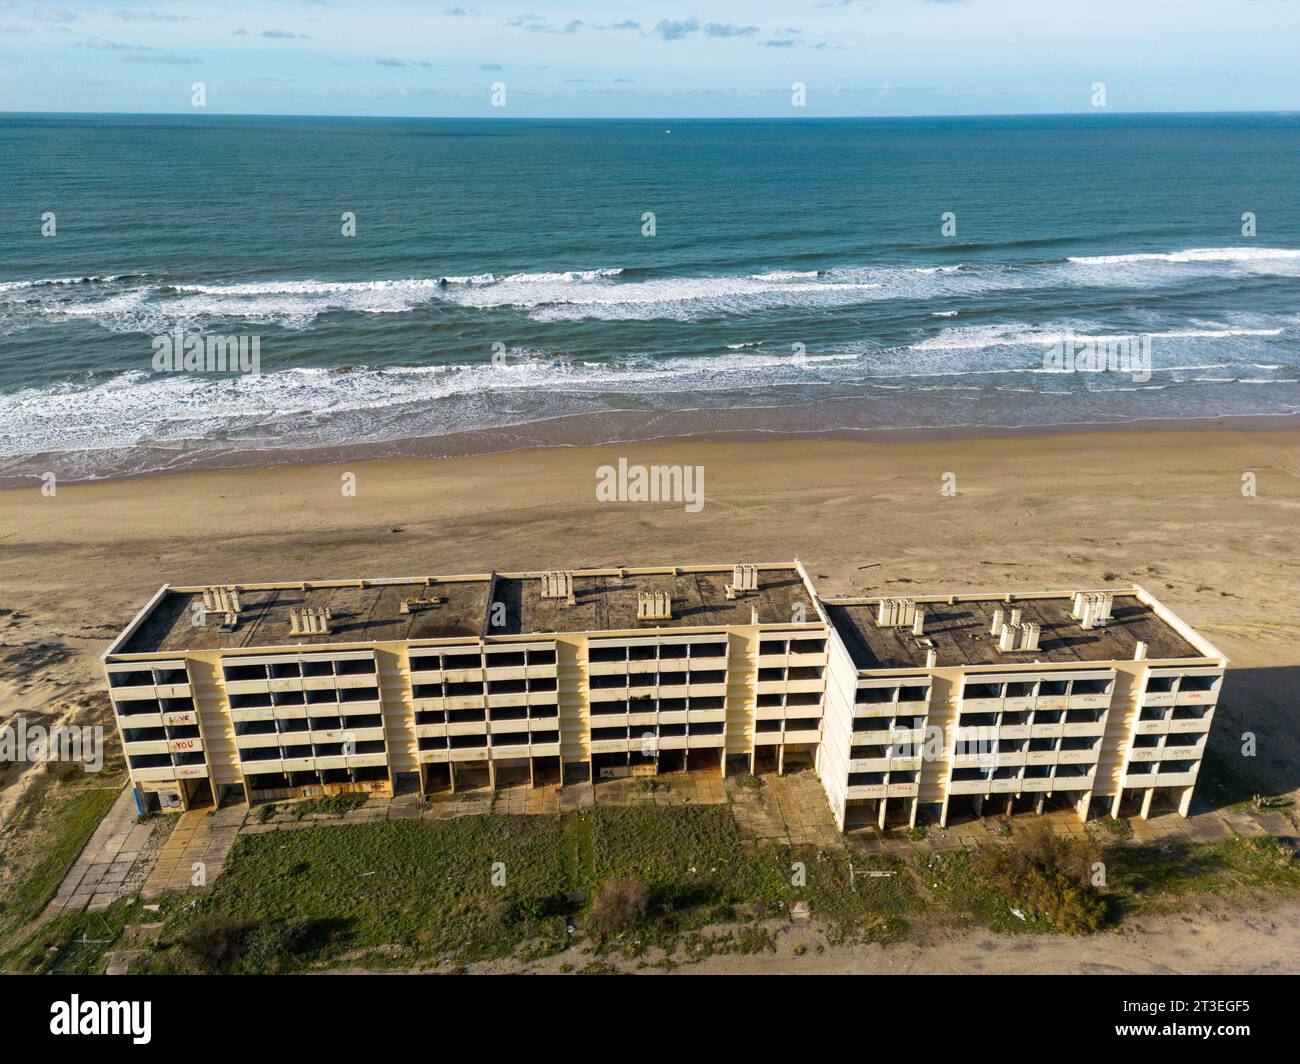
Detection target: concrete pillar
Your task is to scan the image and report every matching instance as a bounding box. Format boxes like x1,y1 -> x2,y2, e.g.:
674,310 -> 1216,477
877,798 -> 888,830
488,759 -> 497,791
1178,784 -> 1194,818
242,777 -> 252,807
449,762 -> 457,794
1076,790 -> 1092,822
908,798 -> 919,830
529,757 -> 536,789
1004,795 -> 1015,817
1139,787 -> 1155,821
939,795 -> 951,828
973,794 -> 984,818
1034,793 -> 1045,815
1110,789 -> 1124,819
777,745 -> 785,776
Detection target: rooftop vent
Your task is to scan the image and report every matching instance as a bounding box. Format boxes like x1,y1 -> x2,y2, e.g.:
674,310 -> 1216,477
725,564 -> 760,599
637,591 -> 672,621
876,597 -> 917,628
911,606 -> 926,636
1073,591 -> 1113,630
289,606 -> 332,636
540,570 -> 576,604
201,585 -> 241,615
399,595 -> 444,615
997,621 -> 1040,653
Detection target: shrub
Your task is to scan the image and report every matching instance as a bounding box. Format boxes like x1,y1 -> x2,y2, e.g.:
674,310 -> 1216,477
591,877 -> 650,937
181,916 -> 252,972
975,821 -> 1106,934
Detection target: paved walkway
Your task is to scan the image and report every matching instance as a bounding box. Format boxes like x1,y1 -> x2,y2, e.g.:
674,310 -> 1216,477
141,804 -> 244,897
48,785 -> 174,915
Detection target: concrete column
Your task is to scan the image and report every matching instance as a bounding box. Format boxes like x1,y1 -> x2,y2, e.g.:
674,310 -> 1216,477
939,795 -> 951,828
1076,790 -> 1092,822
1004,795 -> 1015,817
973,794 -> 984,818
777,745 -> 785,776
1109,789 -> 1124,819
1139,787 -> 1155,821
1178,784 -> 1194,818
448,762 -> 457,794
908,798 -> 919,830
488,759 -> 497,791
877,798 -> 888,830
1034,793 -> 1045,815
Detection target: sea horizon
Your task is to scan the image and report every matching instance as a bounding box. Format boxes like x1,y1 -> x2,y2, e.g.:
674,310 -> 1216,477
3,111 -> 1298,484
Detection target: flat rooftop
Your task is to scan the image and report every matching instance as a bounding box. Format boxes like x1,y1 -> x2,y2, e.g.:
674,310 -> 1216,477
824,592 -> 1203,671
492,568 -> 813,636
113,565 -> 815,655
117,579 -> 494,655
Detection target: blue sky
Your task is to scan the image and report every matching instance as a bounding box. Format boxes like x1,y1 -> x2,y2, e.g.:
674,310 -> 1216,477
1,0 -> 1297,117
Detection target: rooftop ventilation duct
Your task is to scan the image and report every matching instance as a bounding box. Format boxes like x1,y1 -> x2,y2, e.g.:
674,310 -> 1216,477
540,570 -> 576,604
636,591 -> 672,621
289,605 -> 332,636
876,597 -> 917,628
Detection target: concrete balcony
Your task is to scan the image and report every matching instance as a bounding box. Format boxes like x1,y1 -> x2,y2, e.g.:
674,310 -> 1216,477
588,661 -> 627,677
1034,696 -> 1068,711
961,697 -> 1001,712
788,651 -> 828,668
447,721 -> 489,737
889,755 -> 922,772
783,678 -> 821,696
688,708 -> 726,724
409,669 -> 443,685
1142,691 -> 1177,707
307,703 -> 343,718
1176,689 -> 1217,707
657,735 -> 689,750
989,778 -> 1021,794
269,678 -> 302,694
242,759 -> 285,774
111,684 -> 157,701
225,679 -> 271,696
1155,770 -> 1198,787
785,705 -> 822,721
489,719 -> 530,736
783,727 -> 821,744
229,707 -> 273,723
273,707 -> 308,721
442,669 -> 484,685
1020,777 -> 1054,792
415,723 -> 448,739
854,728 -> 894,746
999,724 -> 1031,740
852,703 -> 898,719
1049,775 -> 1092,791
947,779 -> 990,796
168,737 -> 203,756
175,764 -> 209,780
1127,747 -> 1161,763
487,692 -> 527,709
155,683 -> 191,699
339,700 -> 382,716
490,742 -> 530,759
1058,749 -> 1099,766
1068,693 -> 1111,711
335,673 -> 378,690
418,749 -> 450,764
125,739 -> 169,756
754,706 -> 784,721
444,696 -> 486,711
752,732 -> 782,746
528,691 -> 558,707
627,660 -> 658,676
1168,717 -> 1212,735
347,753 -> 388,769
1063,721 -> 1106,738
282,756 -> 316,772
590,712 -> 630,729
850,757 -> 891,773
302,676 -> 336,691
590,739 -> 630,755
885,782 -> 918,798
117,712 -> 164,729
627,711 -> 657,728
1030,723 -> 1064,739
450,746 -> 488,762
686,734 -> 724,749
236,733 -> 280,750
1003,697 -> 1034,713
1135,719 -> 1170,736
847,783 -> 887,800
530,742 -> 561,757
162,710 -> 198,727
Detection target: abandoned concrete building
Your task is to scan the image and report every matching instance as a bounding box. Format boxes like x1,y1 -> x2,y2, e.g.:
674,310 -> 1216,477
102,563 -> 1227,830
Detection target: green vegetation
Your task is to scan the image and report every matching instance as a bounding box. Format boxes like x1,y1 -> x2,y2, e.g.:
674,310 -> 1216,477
134,805 -> 917,971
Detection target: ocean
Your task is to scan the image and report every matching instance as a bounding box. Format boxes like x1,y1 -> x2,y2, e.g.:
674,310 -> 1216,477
1,112 -> 1298,481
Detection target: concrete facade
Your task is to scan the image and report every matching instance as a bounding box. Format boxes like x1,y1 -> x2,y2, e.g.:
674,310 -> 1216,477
101,565 -> 1226,830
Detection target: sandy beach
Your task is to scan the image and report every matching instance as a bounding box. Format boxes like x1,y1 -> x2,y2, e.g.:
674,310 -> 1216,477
3,426 -> 1299,971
